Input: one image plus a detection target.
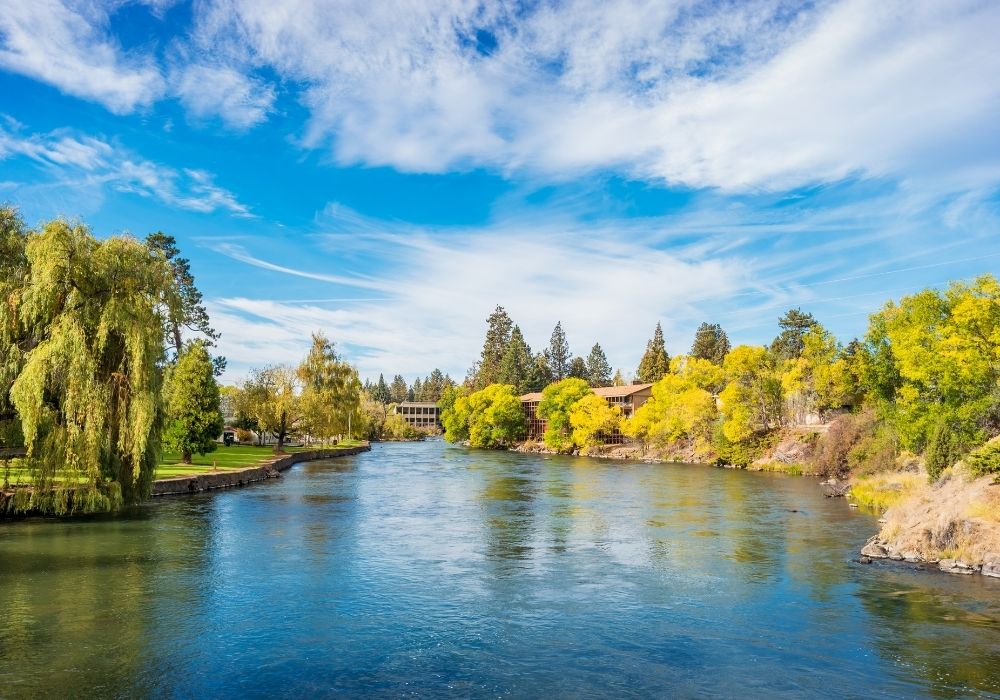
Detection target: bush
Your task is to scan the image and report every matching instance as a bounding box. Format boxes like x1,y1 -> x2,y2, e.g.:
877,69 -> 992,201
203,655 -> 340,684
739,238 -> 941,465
966,441 -> 1000,477
810,411 -> 890,479
711,423 -> 777,468
925,416 -> 978,481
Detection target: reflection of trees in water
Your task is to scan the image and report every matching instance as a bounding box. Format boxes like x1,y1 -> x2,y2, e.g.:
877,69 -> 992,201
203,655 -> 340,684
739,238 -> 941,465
0,501 -> 212,696
479,464 -> 538,574
857,576 -> 1000,697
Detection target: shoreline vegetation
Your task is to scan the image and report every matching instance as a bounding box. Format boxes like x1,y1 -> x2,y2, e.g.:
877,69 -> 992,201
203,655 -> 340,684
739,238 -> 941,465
436,281 -> 1000,577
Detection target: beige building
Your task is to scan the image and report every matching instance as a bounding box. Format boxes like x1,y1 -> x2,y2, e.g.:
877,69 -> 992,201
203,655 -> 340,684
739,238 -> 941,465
394,401 -> 442,431
520,383 -> 653,443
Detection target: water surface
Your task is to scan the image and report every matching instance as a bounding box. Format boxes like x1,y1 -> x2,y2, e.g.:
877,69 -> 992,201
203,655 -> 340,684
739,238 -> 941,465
2,441 -> 999,698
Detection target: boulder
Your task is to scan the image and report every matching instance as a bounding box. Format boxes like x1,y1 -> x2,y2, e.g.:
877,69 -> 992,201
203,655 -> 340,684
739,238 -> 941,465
982,554 -> 1000,578
938,559 -> 980,575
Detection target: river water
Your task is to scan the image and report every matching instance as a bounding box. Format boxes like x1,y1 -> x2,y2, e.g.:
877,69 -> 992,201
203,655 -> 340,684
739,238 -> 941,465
2,440 -> 999,698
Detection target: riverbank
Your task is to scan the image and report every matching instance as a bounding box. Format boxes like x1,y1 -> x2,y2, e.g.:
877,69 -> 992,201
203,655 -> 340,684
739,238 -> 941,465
152,443 -> 371,496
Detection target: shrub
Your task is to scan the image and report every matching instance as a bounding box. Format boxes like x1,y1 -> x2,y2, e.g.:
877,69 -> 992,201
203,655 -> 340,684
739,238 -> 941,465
966,441 -> 1000,477
925,416 -> 978,481
810,411 -> 881,479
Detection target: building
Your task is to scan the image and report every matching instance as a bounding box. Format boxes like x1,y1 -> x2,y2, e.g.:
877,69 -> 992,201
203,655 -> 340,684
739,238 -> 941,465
519,383 -> 653,443
394,401 -> 442,431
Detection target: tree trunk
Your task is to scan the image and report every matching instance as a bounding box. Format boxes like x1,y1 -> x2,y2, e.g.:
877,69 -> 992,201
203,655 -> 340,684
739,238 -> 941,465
182,450 -> 192,465
275,410 -> 287,454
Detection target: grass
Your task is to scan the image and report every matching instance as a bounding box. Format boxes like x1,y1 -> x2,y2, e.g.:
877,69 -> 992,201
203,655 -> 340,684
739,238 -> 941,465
155,440 -> 365,479
848,471 -> 923,511
1,441 -> 366,486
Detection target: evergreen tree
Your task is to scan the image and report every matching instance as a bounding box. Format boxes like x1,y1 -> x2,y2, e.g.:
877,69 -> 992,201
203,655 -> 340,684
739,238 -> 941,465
476,305 -> 514,388
637,322 -> 670,383
586,343 -> 613,387
690,322 -> 731,365
146,232 -> 225,375
528,352 -> 552,392
568,356 -> 588,380
545,321 -> 571,380
163,341 -> 224,464
389,374 -> 408,404
498,325 -> 533,393
374,373 -> 391,404
612,369 -> 626,386
771,308 -> 818,360
412,377 -> 424,401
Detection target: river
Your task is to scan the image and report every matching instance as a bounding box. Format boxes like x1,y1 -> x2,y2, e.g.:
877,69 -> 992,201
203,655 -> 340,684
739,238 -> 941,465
2,440 -> 999,698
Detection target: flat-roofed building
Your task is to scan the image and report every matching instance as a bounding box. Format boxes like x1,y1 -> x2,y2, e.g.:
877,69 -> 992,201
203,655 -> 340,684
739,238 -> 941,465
520,383 -> 653,443
394,401 -> 442,431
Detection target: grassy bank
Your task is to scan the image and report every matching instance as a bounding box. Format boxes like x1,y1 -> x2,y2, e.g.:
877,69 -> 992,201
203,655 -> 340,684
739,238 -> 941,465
155,440 -> 366,479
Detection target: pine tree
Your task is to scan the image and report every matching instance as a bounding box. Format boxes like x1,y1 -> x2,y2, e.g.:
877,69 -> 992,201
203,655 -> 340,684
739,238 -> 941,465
375,374 -> 391,404
586,343 -> 612,387
164,341 -> 224,464
477,306 -> 514,388
612,369 -> 626,386
545,321 -> 571,380
568,356 -> 588,379
389,374 -> 408,404
528,352 -> 552,391
498,325 -> 533,393
412,377 -> 424,401
637,322 -> 670,383
770,308 -> 817,360
690,322 -> 731,365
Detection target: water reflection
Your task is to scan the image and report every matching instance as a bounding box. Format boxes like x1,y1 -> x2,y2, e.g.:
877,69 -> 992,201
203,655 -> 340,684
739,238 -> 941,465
1,441 -> 999,698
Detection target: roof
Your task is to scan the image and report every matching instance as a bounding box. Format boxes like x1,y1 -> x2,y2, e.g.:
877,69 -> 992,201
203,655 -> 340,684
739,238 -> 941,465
398,401 -> 440,408
519,383 -> 653,402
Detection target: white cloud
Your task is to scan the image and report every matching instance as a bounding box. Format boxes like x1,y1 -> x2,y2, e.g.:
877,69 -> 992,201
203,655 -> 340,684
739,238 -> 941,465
172,62 -> 275,129
0,122 -> 253,216
189,0 -> 1000,190
0,0 -> 164,113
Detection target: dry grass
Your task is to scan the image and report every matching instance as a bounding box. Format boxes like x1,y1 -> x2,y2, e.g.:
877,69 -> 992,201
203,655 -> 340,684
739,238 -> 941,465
849,471 -> 924,511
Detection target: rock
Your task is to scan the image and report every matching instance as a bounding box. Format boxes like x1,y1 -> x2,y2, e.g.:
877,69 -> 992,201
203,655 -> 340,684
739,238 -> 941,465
982,554 -> 1000,578
821,479 -> 852,498
849,502 -> 859,508
861,537 -> 889,559
938,559 -> 979,575
859,556 -> 872,564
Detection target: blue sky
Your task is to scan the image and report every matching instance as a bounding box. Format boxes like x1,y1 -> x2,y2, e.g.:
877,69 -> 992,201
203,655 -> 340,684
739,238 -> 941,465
1,0 -> 999,383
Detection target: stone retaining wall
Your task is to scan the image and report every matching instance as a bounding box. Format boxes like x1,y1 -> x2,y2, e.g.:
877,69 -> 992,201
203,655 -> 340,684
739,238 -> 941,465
151,444 -> 370,497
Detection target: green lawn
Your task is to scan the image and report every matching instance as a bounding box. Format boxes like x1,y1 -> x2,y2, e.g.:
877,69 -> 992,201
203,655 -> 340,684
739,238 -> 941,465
155,440 -> 366,479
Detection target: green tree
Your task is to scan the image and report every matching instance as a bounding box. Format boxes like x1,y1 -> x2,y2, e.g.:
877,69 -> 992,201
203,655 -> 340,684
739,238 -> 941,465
538,378 -> 593,452
568,356 -> 588,380
3,218 -> 172,513
527,352 -> 552,391
297,332 -> 361,442
145,232 -> 225,375
163,341 -> 224,464
239,366 -> 301,453
498,325 -> 533,393
389,374 -> 408,404
569,393 -> 622,450
545,321 -> 571,381
770,308 -> 817,361
586,343 -> 613,387
440,384 -> 524,448
374,373 -> 391,404
719,345 -> 783,442
637,322 -> 670,383
439,385 -> 471,442
476,305 -> 514,388
690,322 -> 731,365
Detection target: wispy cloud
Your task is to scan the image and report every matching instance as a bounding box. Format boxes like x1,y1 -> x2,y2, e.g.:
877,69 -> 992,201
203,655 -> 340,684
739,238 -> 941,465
0,121 -> 254,216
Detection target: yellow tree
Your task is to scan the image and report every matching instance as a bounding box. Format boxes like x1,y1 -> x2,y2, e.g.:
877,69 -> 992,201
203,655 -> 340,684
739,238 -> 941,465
239,366 -> 301,453
719,345 -> 783,442
569,394 -> 622,451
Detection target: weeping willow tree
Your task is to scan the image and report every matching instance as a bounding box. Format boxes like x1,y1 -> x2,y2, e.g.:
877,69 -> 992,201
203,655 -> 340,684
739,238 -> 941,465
1,212 -> 174,514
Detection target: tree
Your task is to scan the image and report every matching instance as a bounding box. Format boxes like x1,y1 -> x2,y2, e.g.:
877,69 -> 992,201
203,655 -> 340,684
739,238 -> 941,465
498,325 -> 533,393
439,385 -> 471,443
440,384 -> 525,448
770,308 -> 817,361
624,356 -> 723,453
527,352 -> 552,391
239,366 -> 301,453
476,306 -> 514,388
612,369 -> 626,386
569,394 -> 622,450
568,356 -> 588,380
411,377 -> 423,401
297,332 -> 361,442
690,322 -> 731,365
538,378 -> 593,452
389,374 -> 408,404
374,373 -> 391,404
145,232 -> 225,375
719,346 -> 783,442
3,218 -> 172,513
586,343 -> 613,387
163,341 -> 224,463
545,321 -> 571,380
780,325 -> 854,424
637,322 -> 670,383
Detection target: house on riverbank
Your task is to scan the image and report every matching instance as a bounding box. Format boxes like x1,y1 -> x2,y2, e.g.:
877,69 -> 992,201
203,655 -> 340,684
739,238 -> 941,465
520,383 -> 653,443
394,401 -> 442,431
